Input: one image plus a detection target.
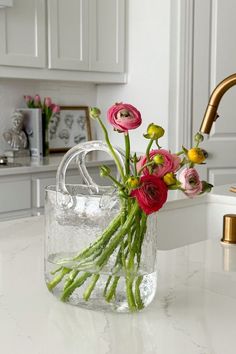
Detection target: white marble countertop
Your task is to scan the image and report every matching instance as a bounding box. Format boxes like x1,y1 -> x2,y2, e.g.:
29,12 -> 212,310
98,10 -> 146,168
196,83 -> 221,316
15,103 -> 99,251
1,216 -> 236,354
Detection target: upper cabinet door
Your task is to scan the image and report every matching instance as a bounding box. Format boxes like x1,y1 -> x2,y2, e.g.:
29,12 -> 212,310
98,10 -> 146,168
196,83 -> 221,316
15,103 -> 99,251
48,0 -> 89,71
0,0 -> 46,68
89,0 -> 125,73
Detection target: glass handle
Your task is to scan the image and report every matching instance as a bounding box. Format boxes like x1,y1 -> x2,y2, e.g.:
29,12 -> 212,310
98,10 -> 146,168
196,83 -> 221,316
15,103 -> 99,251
56,140 -> 125,208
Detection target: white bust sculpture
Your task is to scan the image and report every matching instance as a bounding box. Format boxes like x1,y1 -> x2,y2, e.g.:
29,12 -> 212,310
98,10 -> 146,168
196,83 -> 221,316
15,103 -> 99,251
3,111 -> 28,150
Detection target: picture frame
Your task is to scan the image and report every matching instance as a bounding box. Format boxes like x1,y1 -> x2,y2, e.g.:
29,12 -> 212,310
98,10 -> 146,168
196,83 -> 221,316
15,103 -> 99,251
49,106 -> 92,153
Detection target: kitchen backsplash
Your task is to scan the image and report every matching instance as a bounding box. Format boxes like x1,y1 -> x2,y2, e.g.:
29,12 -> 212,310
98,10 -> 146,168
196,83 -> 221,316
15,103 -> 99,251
0,79 -> 97,154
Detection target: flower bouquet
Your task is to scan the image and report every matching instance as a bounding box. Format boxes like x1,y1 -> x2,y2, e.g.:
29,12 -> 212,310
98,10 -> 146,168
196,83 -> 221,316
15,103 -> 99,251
45,103 -> 212,313
24,95 -> 60,155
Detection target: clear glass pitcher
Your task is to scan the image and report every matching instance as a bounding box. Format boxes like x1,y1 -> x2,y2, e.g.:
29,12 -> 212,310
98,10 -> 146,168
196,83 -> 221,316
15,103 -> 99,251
44,141 -> 158,313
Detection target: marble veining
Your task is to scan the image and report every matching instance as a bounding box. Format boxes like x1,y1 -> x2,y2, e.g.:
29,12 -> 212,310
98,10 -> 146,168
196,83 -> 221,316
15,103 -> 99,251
0,216 -> 236,354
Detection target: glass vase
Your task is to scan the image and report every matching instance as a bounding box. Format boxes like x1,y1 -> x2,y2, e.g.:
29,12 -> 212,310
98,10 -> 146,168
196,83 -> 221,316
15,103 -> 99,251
44,141 -> 158,313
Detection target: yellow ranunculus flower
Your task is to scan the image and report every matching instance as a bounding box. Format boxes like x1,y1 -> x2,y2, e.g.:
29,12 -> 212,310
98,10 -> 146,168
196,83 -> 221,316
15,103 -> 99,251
163,172 -> 176,186
127,176 -> 140,189
187,148 -> 206,164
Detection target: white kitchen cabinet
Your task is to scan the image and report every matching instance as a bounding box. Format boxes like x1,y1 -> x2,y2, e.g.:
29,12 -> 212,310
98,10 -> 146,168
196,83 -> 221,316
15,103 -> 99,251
0,0 -> 126,82
89,0 -> 125,73
0,176 -> 31,219
48,0 -> 125,73
47,0 -> 89,71
0,0 -> 46,68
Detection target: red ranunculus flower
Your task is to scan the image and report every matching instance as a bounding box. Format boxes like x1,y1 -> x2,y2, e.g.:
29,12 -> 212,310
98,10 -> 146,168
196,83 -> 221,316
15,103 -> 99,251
131,174 -> 168,215
107,103 -> 142,132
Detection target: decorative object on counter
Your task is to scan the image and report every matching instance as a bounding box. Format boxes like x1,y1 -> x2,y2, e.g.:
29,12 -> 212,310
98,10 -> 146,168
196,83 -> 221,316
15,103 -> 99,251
48,106 -> 92,153
3,111 -> 28,150
24,95 -> 60,156
17,108 -> 42,158
45,103 -> 213,313
229,186 -> 236,193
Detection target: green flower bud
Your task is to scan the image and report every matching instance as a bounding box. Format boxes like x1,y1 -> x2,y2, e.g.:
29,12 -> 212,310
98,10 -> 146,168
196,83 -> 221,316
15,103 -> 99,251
201,181 -> 213,193
153,154 -> 164,165
126,176 -> 140,189
100,165 -> 111,177
146,123 -> 165,139
89,107 -> 101,120
194,132 -> 204,144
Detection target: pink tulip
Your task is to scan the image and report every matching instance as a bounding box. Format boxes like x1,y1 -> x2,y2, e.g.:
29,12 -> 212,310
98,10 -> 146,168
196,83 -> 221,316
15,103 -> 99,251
24,95 -> 32,104
44,97 -> 52,107
34,94 -> 41,106
52,104 -> 60,114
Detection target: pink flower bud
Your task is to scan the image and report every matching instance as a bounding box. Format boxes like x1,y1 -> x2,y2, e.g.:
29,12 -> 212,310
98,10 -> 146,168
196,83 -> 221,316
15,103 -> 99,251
52,104 -> 60,114
34,94 -> 41,107
44,97 -> 52,107
24,95 -> 32,104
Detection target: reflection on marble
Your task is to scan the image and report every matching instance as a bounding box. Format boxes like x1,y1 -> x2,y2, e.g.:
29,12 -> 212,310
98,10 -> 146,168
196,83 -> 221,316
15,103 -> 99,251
0,216 -> 236,354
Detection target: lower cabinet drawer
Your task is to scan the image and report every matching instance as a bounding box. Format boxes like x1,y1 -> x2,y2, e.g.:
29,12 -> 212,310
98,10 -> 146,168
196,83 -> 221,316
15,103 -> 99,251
0,179 -> 31,213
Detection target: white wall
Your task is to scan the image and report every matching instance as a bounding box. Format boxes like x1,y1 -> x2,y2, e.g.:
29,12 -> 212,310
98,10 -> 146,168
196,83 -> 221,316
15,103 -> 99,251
0,79 -> 97,154
96,0 -> 171,153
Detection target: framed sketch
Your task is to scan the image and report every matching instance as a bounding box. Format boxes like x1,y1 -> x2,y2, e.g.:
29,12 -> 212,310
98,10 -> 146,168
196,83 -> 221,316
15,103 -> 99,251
49,106 -> 92,153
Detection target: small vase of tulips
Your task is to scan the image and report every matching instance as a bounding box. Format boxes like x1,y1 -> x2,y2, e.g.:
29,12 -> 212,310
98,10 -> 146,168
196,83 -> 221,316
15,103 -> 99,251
24,95 -> 60,156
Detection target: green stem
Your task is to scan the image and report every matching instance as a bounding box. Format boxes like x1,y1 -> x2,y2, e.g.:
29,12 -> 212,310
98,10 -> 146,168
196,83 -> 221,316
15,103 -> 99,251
137,213 -> 147,266
176,150 -> 184,156
146,139 -> 154,162
135,275 -> 144,310
105,276 -> 120,302
63,269 -> 80,291
126,277 -> 137,311
83,274 -> 100,301
103,275 -> 112,296
127,210 -> 141,270
133,154 -> 138,177
95,202 -> 140,269
47,267 -> 71,291
138,161 -> 154,176
106,174 -> 124,189
98,117 -> 125,181
72,213 -> 122,262
61,272 -> 91,302
124,133 -> 131,176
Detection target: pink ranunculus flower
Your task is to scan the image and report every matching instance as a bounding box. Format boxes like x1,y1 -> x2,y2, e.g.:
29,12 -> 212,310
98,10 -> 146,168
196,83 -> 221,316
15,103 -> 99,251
52,104 -> 60,114
107,103 -> 142,133
137,149 -> 181,178
179,167 -> 202,198
34,94 -> 41,106
44,97 -> 52,108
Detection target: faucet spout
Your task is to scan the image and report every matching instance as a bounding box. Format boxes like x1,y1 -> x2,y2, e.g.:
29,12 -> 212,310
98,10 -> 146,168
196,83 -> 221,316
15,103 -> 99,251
200,73 -> 236,134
